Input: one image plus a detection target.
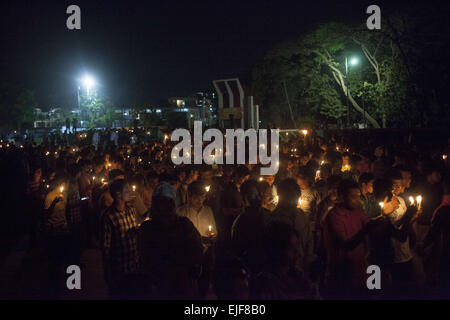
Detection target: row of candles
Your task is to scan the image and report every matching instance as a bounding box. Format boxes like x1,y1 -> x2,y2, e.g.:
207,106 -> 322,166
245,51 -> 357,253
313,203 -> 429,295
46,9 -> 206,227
379,195 -> 423,211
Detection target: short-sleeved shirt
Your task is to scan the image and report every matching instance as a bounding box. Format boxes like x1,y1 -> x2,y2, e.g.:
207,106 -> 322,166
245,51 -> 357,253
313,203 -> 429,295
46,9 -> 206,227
101,205 -> 139,284
44,188 -> 69,232
327,205 -> 369,289
177,204 -> 217,237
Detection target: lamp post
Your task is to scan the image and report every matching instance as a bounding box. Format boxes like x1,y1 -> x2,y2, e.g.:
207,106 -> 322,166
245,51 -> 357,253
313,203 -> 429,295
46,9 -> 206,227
78,75 -> 96,124
345,57 -> 359,128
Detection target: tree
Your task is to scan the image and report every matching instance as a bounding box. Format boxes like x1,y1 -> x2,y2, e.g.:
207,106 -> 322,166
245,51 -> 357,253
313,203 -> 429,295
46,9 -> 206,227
0,79 -> 38,131
252,20 -> 415,128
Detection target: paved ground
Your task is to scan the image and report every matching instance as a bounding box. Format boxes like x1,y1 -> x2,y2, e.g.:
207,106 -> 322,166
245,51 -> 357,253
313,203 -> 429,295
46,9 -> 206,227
0,235 -> 108,300
0,235 -> 217,300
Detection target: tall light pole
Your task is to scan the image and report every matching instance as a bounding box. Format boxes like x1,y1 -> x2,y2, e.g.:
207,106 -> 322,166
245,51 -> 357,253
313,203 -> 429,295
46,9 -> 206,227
345,57 -> 359,128
78,75 -> 96,123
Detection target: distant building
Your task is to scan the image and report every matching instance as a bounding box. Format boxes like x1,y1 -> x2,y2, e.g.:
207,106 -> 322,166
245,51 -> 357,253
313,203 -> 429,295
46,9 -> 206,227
33,107 -> 64,128
168,90 -> 217,128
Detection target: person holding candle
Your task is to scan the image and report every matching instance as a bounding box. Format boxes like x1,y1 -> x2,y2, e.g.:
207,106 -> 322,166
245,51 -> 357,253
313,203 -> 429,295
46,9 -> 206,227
101,179 -> 140,299
139,181 -> 203,299
266,178 -> 315,275
177,180 -> 217,298
326,179 -> 378,299
231,179 -> 268,277
296,166 -> 321,229
42,173 -> 71,298
177,181 -> 217,239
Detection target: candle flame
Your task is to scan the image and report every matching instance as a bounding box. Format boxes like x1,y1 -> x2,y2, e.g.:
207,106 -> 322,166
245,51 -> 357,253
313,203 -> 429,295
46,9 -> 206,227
205,185 -> 210,192
379,202 -> 384,208
416,195 -> 422,204
409,196 -> 415,206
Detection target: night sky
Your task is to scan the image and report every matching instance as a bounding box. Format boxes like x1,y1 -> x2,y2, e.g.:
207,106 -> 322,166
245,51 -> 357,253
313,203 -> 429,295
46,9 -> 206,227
0,0 -> 407,110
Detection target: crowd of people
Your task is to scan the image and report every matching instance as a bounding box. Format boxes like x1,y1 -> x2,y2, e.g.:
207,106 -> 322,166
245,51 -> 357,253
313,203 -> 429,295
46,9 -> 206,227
0,127 -> 449,300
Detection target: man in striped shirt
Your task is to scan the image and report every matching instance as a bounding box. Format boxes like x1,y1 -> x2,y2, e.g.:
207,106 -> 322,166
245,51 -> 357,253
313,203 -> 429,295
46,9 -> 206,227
101,179 -> 140,298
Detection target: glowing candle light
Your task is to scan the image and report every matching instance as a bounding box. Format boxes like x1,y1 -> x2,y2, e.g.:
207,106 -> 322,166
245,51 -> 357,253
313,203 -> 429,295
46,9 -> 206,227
297,198 -> 302,208
259,177 -> 263,182
409,196 -> 415,206
205,185 -> 211,192
379,202 -> 384,209
132,185 -> 136,192
416,195 -> 422,211
443,154 -> 448,160
320,160 -> 325,165
208,225 -> 212,233
92,176 -> 96,181
60,186 -> 64,193
315,170 -> 321,181
275,195 -> 279,204
301,129 -> 308,136
108,163 -> 111,168
46,184 -> 50,189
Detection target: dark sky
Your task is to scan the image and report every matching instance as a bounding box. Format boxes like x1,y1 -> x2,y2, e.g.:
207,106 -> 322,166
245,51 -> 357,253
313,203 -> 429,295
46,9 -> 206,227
0,0 -> 405,110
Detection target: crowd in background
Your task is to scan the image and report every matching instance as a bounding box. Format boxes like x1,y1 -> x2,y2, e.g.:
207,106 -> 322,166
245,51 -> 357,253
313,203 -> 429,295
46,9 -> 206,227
0,127 -> 449,300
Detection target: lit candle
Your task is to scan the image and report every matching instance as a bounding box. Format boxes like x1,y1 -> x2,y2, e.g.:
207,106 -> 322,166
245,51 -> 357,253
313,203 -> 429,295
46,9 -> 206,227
409,196 -> 415,206
205,185 -> 211,192
208,225 -> 212,233
379,202 -> 384,209
301,129 -> 308,136
297,198 -> 302,208
416,195 -> 422,211
108,163 -> 111,168
60,186 -> 64,193
46,184 -> 50,189
46,151 -> 50,156
275,195 -> 279,204
132,185 -> 136,192
259,177 -> 263,182
315,170 -> 321,181
443,154 -> 448,160
320,160 -> 325,165
92,176 -> 96,181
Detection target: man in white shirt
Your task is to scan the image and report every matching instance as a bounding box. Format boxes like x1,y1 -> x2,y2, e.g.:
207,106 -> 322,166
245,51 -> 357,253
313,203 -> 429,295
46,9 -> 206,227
177,181 -> 217,237
176,180 -> 217,299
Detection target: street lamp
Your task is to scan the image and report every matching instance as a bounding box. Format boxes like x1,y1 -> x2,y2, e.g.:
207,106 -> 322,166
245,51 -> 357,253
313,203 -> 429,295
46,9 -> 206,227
77,74 -> 97,125
345,56 -> 359,128
81,75 -> 96,96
